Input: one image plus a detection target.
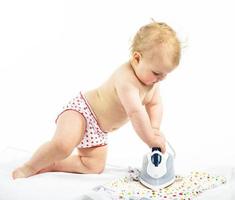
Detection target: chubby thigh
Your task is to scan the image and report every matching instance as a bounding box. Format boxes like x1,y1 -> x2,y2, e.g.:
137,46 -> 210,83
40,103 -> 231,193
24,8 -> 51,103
53,110 -> 108,173
53,110 -> 87,153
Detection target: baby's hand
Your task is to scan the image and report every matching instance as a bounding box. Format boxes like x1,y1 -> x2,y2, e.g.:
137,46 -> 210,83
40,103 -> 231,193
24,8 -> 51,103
150,130 -> 166,153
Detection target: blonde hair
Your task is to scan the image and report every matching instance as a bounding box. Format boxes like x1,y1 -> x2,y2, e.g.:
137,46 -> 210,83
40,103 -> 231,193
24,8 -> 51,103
130,21 -> 181,66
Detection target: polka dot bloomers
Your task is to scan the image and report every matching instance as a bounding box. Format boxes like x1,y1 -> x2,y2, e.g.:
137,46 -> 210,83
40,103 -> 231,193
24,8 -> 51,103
55,92 -> 108,148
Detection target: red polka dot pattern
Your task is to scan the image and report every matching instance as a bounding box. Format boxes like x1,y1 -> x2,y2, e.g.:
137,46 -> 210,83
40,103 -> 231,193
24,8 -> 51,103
56,92 -> 108,148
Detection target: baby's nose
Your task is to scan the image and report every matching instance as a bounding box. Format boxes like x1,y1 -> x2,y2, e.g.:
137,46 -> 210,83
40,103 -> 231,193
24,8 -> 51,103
159,75 -> 166,81
154,77 -> 164,83
156,77 -> 163,82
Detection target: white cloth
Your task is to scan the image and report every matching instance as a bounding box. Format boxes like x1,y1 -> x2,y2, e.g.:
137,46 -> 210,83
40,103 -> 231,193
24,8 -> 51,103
0,147 -> 234,200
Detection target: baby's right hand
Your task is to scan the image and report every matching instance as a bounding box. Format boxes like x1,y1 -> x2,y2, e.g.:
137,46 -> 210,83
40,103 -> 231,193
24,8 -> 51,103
149,133 -> 166,153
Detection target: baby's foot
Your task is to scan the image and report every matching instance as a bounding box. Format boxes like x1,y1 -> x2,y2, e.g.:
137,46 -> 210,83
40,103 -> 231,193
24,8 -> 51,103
38,162 -> 57,174
12,164 -> 38,179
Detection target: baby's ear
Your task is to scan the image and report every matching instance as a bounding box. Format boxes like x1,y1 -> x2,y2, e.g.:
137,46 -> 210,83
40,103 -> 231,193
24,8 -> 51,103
132,51 -> 142,64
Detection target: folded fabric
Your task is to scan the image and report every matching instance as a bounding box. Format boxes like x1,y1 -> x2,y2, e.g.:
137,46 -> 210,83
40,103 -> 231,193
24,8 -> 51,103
86,168 -> 226,200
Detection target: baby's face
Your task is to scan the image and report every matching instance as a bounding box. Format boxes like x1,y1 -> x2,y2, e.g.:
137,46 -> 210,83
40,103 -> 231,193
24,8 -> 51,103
132,48 -> 176,86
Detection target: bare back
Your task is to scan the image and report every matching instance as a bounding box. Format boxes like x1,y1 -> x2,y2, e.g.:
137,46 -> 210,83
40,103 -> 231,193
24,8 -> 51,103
84,62 -> 156,132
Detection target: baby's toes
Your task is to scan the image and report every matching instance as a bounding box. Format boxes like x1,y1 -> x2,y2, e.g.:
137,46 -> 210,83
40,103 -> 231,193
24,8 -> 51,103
12,165 -> 37,179
12,168 -> 27,179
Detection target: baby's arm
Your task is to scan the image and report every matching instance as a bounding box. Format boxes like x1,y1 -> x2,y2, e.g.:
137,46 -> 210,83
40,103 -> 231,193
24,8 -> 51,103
145,84 -> 163,131
116,82 -> 166,152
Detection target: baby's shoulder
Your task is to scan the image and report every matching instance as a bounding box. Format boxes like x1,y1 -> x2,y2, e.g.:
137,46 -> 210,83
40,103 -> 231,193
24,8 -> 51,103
114,63 -> 138,85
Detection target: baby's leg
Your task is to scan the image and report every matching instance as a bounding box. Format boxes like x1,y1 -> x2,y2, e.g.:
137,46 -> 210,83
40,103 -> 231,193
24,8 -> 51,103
39,145 -> 107,174
12,110 -> 86,179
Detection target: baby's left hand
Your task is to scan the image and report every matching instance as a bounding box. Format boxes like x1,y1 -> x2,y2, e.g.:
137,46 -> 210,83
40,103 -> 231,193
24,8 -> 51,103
152,128 -> 166,152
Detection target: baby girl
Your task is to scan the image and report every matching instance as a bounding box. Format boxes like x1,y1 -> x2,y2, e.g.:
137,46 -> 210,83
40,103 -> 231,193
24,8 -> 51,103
12,21 -> 181,179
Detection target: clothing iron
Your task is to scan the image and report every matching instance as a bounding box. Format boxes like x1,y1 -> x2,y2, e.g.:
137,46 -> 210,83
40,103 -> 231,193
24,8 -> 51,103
139,142 -> 176,190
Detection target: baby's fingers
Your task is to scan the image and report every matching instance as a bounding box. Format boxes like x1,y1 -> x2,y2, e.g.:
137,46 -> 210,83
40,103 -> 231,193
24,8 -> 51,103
155,136 -> 166,153
160,142 -> 166,154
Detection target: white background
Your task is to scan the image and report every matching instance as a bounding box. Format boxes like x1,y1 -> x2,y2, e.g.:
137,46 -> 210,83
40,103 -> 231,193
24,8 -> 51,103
0,0 -> 235,169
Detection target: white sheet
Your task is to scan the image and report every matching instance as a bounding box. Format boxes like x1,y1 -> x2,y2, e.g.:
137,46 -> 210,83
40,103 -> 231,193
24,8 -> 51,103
0,147 -> 234,200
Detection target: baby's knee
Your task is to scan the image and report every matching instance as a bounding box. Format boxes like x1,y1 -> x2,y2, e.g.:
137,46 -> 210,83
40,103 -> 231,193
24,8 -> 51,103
90,164 -> 105,174
82,157 -> 106,174
95,161 -> 106,174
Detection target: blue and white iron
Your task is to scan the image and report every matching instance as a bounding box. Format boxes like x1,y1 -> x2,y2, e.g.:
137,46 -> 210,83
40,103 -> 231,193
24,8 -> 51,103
139,142 -> 176,190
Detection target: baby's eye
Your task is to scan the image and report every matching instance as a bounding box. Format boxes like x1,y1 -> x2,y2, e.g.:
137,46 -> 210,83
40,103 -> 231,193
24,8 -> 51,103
152,71 -> 161,76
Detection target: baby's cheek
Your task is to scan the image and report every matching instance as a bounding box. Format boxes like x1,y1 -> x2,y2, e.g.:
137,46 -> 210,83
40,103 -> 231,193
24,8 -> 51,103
149,75 -> 157,82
